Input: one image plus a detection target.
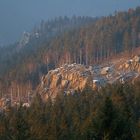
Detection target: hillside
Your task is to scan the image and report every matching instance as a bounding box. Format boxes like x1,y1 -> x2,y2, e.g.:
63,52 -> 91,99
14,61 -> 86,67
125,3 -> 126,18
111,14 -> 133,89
1,7 -> 140,97
0,6 -> 140,140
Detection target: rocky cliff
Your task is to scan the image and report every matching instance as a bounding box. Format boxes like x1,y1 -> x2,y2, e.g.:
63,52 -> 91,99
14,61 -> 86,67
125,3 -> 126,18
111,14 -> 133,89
37,64 -> 94,100
37,55 -> 140,100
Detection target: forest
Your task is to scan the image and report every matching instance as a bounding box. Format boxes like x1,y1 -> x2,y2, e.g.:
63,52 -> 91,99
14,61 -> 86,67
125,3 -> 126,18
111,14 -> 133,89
0,82 -> 140,140
0,7 -> 140,93
0,3 -> 140,140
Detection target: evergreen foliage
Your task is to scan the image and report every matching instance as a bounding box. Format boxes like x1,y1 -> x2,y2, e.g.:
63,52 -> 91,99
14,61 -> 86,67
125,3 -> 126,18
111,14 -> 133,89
0,82 -> 140,140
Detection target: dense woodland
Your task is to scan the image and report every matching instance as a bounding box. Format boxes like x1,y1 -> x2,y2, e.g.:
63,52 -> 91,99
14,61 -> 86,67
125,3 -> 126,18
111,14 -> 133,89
0,82 -> 140,140
0,16 -> 96,94
1,7 -> 140,94
0,6 -> 140,140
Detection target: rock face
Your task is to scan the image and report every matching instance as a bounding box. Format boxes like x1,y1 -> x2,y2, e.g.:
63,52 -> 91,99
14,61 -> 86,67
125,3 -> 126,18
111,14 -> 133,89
38,55 -> 140,100
0,98 -> 11,110
37,64 -> 94,100
119,55 -> 140,72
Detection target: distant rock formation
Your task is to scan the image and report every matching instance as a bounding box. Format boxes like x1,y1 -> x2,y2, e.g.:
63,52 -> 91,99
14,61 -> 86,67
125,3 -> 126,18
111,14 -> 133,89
19,32 -> 30,48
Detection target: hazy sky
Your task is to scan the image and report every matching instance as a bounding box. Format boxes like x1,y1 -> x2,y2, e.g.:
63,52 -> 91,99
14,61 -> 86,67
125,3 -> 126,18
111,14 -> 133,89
0,0 -> 140,45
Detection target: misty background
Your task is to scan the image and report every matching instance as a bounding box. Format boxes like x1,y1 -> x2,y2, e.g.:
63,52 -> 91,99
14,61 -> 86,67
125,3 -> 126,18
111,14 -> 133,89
0,0 -> 140,45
